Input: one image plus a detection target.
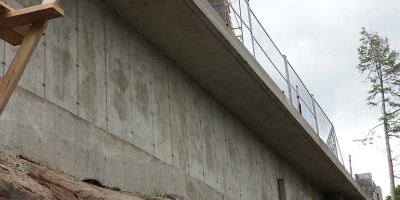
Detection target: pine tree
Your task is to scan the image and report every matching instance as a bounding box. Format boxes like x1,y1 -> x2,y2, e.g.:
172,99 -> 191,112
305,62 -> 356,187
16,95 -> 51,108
357,27 -> 400,200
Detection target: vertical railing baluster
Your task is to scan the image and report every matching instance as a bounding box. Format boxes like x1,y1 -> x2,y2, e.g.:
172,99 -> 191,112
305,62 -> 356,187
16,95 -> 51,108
238,0 -> 244,43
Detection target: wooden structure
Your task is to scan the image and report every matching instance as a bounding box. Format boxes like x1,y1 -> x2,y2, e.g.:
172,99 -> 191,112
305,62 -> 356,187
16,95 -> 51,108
0,0 -> 64,117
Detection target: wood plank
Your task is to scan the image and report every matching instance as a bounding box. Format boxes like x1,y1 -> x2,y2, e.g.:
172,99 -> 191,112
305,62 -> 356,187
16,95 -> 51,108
0,2 -> 32,46
12,25 -> 29,36
0,28 -> 24,45
0,1 -> 23,45
0,2 -> 64,30
0,5 -> 8,14
0,21 -> 48,116
0,1 -> 13,14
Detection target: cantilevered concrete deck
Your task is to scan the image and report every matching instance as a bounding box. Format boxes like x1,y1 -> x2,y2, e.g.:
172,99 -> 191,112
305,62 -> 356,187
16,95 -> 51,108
104,0 -> 367,199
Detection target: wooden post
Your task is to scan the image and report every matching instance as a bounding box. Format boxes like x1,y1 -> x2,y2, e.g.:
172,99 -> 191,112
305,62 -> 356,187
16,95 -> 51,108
0,21 -> 47,116
0,0 -> 63,117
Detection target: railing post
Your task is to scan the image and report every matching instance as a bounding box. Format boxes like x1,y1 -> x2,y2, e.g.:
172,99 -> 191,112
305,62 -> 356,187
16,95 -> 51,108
296,85 -> 302,114
245,0 -> 255,57
283,55 -> 293,105
311,94 -> 320,135
238,0 -> 244,43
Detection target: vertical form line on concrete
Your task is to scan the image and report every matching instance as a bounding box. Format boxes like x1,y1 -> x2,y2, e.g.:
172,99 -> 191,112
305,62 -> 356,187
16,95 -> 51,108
103,11 -> 109,131
196,84 -> 205,181
233,121 -> 242,200
221,112 -> 229,194
252,138 -> 259,199
43,29 -> 47,98
75,0 -> 79,116
210,101 -> 219,187
127,26 -> 132,145
222,113 -> 229,187
185,82 -> 191,175
166,65 -> 174,164
75,0 -> 89,176
128,28 -> 134,146
184,83 -> 189,175
150,55 -> 155,154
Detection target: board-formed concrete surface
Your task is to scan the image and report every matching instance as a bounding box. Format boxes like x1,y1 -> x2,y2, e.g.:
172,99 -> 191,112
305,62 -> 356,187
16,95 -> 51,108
103,0 -> 367,199
0,0 -> 366,199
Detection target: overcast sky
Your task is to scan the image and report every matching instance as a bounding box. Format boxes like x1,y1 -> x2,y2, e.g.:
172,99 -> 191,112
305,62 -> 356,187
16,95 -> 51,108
249,0 -> 400,196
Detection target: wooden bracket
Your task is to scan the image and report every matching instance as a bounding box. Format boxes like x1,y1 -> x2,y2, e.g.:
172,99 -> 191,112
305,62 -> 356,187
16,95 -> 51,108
0,0 -> 64,117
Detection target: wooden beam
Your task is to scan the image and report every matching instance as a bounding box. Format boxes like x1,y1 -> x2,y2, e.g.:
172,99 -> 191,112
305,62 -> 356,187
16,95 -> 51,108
0,28 -> 24,45
0,2 -> 64,30
10,25 -> 29,36
0,25 -> 30,46
0,2 -> 35,45
0,2 -> 25,45
0,21 -> 48,116
0,1 -> 13,14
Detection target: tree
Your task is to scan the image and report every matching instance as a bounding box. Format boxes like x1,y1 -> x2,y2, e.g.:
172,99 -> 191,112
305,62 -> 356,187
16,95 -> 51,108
357,27 -> 400,200
386,185 -> 400,200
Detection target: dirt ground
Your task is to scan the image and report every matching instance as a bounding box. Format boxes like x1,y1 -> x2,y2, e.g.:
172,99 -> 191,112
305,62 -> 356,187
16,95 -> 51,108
0,152 -> 176,200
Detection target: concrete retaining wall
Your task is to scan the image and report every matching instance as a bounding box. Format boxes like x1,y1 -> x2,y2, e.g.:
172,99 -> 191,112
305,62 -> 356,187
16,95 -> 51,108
0,0 -> 323,199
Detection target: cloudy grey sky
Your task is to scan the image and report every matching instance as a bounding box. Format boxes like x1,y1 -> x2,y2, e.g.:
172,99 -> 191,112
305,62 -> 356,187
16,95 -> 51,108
249,0 -> 400,196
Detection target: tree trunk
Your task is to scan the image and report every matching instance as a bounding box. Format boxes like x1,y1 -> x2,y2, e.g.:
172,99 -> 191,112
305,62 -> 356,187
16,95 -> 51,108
384,118 -> 396,200
378,67 -> 396,200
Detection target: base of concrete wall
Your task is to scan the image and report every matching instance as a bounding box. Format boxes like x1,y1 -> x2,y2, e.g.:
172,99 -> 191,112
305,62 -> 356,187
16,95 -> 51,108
0,86 -> 233,200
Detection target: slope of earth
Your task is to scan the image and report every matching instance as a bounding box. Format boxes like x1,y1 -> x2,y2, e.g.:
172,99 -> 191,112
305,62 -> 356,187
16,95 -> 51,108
0,152 -> 176,200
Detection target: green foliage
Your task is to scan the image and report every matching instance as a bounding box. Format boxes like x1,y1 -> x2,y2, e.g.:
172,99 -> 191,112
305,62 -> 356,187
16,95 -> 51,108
357,27 -> 400,138
386,185 -> 400,200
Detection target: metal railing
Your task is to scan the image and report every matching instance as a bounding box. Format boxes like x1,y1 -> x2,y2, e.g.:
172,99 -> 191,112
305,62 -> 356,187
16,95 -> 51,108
208,0 -> 344,164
